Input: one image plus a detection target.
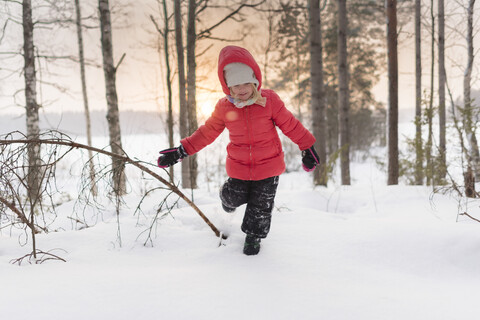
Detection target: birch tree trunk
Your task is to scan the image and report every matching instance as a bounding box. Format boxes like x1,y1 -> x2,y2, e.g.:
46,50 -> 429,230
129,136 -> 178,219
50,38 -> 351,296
23,0 -> 42,206
438,0 -> 446,181
75,0 -> 97,196
98,0 -> 126,195
309,0 -> 327,186
414,0 -> 423,185
386,0 -> 399,185
337,0 -> 350,185
185,0 -> 198,189
174,0 -> 190,188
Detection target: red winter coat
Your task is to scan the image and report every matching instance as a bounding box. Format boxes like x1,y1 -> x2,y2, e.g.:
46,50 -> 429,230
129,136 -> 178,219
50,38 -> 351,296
180,46 -> 316,181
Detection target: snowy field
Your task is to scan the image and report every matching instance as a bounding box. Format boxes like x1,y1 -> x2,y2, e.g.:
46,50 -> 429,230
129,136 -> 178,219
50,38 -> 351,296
2,129 -> 480,320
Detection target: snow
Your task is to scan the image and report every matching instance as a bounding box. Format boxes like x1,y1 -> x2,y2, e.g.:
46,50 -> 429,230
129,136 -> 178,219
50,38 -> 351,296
2,133 -> 480,320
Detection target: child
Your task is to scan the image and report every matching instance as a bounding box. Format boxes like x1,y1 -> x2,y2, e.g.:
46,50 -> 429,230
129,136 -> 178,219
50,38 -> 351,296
158,45 -> 319,255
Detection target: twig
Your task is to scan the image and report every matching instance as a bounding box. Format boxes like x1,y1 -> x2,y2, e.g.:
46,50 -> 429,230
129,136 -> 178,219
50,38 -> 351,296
459,211 -> 480,223
10,249 -> 67,265
115,53 -> 126,71
67,216 -> 89,229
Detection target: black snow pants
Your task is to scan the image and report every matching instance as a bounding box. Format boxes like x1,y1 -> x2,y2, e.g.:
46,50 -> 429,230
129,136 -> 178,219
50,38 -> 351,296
220,176 -> 279,238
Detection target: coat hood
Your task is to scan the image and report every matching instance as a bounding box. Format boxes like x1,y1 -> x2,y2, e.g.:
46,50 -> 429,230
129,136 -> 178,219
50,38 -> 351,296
217,46 -> 262,95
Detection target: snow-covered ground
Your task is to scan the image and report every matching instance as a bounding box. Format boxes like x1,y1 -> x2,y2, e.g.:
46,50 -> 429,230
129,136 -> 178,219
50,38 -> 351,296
2,132 -> 480,320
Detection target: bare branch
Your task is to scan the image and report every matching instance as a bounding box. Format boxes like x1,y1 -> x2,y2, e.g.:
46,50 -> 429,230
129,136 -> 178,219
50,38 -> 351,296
150,14 -> 164,37
0,18 -> 9,43
0,137 -> 227,239
196,0 -> 266,40
460,211 -> 480,223
115,52 -> 126,71
0,195 -> 40,232
2,0 -> 22,5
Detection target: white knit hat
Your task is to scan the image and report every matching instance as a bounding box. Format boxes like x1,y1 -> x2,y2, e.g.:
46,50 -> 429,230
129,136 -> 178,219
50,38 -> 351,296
223,62 -> 259,88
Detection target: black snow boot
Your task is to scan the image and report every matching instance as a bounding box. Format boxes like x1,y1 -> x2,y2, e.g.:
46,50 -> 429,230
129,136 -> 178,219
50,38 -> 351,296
221,203 -> 236,213
243,235 -> 261,255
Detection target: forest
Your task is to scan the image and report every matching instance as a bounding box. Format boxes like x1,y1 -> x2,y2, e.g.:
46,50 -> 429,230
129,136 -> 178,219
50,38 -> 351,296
2,1 -> 480,318
1,0 -> 479,189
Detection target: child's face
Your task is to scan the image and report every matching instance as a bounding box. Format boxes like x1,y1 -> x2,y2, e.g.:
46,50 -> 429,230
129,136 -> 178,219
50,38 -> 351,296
230,83 -> 254,101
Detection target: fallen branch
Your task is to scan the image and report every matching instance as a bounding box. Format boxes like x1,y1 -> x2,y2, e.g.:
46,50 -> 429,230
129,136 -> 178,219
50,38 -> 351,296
67,216 -> 90,229
0,195 -> 42,233
10,249 -> 67,265
0,137 -> 226,239
459,212 -> 480,223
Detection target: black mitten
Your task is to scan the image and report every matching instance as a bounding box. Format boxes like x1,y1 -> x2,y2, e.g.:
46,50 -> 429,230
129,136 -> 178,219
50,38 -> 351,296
157,145 -> 188,168
302,146 -> 320,172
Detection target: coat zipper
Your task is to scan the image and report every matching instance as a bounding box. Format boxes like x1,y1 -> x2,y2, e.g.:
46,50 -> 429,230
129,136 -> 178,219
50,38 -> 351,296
245,107 -> 253,179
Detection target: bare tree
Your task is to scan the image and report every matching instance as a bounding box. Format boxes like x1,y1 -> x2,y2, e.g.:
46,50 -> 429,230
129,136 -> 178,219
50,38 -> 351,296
98,0 -> 126,196
162,0 -> 174,182
174,0 -> 190,188
414,0 -> 423,185
185,0 -> 198,189
337,0 -> 350,185
150,0 -> 175,181
74,0 -> 97,196
309,0 -> 327,186
0,131 -> 65,263
438,0 -> 446,181
386,0 -> 398,185
22,0 -> 42,205
424,0 -> 435,186
464,0 -> 479,180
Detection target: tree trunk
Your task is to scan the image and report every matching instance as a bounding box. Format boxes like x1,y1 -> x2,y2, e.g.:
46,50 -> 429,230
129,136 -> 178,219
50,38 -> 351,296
295,26 -> 303,122
174,0 -> 190,188
75,0 -> 97,196
98,0 -> 126,196
438,0 -> 446,182
309,0 -> 327,186
386,0 -> 398,185
464,165 -> 476,198
185,0 -> 198,189
336,0 -> 350,185
414,0 -> 423,185
425,0 -> 435,186
464,0 -> 480,180
161,0 -> 175,182
23,0 -> 41,207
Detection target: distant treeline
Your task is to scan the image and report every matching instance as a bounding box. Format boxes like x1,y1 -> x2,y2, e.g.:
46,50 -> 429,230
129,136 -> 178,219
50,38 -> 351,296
0,111 -> 167,137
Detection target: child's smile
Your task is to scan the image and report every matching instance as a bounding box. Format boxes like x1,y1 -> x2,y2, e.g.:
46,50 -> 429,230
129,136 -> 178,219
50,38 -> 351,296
231,83 -> 254,101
